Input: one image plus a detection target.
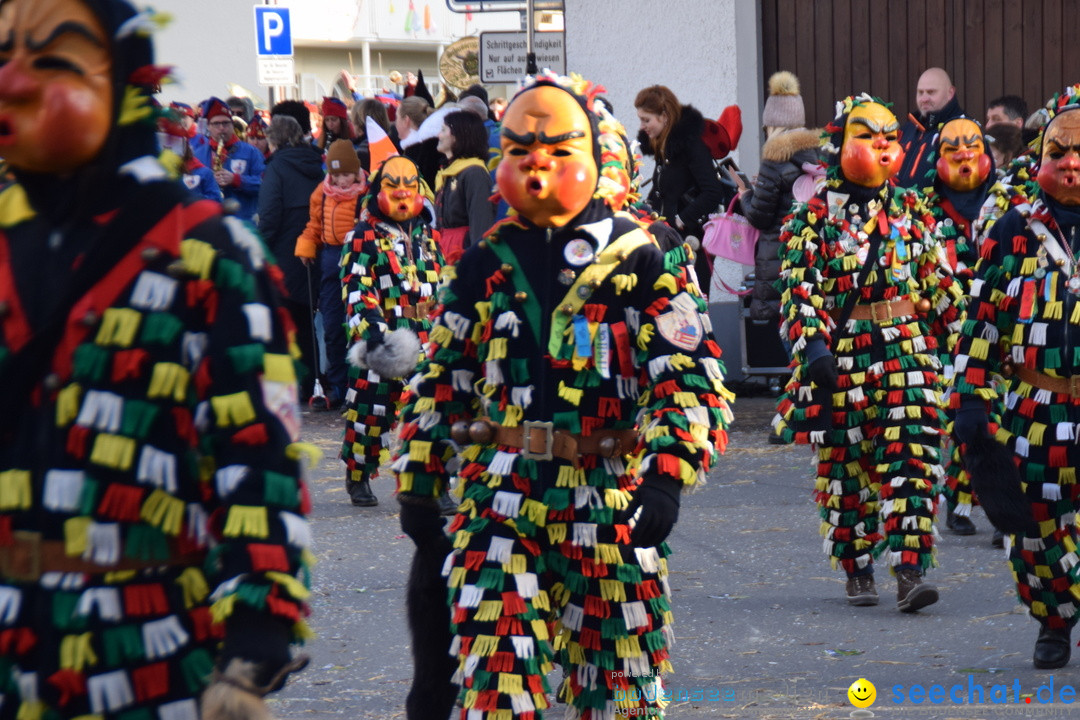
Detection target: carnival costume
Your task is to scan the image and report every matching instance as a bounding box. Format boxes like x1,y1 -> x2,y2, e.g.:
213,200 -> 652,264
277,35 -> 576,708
774,95 -> 963,610
0,1 -> 311,718
394,74 -> 731,720
341,156 -> 443,506
952,87 -> 1080,669
916,118 -> 993,533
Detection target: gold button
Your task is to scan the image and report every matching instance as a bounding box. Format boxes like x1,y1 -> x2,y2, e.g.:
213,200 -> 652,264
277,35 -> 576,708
561,304 -> 574,315
43,373 -> 61,391
501,263 -> 514,274
477,240 -> 487,250
514,291 -> 528,302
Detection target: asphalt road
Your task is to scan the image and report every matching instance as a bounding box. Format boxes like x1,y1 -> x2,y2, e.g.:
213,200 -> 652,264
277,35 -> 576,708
268,394 -> 1074,720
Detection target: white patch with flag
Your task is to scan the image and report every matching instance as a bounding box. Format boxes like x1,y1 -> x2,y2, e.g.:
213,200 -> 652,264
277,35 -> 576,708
655,292 -> 703,351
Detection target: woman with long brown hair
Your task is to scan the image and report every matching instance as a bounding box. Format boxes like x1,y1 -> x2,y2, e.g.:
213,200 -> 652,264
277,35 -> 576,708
634,85 -> 725,240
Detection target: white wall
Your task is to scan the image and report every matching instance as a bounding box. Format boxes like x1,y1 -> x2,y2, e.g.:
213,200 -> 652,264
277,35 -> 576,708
153,0 -> 262,107
565,0 -> 765,375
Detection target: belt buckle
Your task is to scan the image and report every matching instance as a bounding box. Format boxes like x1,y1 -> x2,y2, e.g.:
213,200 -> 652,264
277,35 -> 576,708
521,421 -> 554,461
871,300 -> 892,323
1070,375 -> 1080,400
0,531 -> 42,582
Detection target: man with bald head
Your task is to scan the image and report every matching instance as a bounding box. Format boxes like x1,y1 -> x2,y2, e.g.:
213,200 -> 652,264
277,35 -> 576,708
897,67 -> 966,188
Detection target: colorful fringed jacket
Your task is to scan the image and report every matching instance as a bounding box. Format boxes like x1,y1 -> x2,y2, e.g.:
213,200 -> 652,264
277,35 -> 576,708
776,184 -> 965,439
953,196 -> 1080,447
394,202 -> 732,504
0,179 -> 310,710
342,207 -> 444,342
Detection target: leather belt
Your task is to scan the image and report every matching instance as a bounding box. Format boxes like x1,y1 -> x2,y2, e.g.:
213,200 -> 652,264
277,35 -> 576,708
494,422 -> 639,465
0,531 -> 206,582
454,418 -> 639,465
831,297 -> 917,323
1014,366 -> 1080,399
400,299 -> 434,320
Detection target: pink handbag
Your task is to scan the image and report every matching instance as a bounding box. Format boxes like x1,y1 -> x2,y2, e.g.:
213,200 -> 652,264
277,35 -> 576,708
701,198 -> 759,266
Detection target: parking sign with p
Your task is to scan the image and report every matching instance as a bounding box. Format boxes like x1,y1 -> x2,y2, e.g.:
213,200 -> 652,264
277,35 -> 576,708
254,7 -> 292,56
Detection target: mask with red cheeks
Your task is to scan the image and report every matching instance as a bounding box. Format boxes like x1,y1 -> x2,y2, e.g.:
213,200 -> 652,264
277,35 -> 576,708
840,102 -> 904,187
1038,110 -> 1080,205
0,0 -> 114,174
936,118 -> 991,192
496,85 -> 599,227
376,156 -> 424,221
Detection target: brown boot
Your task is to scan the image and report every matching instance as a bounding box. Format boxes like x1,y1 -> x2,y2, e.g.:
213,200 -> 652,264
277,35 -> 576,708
845,575 -> 878,606
896,567 -> 938,612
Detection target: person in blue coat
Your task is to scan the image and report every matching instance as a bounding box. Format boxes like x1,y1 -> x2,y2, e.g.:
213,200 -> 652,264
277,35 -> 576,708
194,96 -> 265,220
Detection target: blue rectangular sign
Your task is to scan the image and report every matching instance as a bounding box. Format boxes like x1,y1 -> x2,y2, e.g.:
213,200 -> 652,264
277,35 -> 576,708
254,7 -> 292,56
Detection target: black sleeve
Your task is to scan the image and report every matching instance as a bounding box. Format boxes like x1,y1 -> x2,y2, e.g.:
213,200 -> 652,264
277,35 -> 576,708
256,168 -> 283,246
462,167 -> 496,246
742,165 -> 782,230
677,141 -> 725,228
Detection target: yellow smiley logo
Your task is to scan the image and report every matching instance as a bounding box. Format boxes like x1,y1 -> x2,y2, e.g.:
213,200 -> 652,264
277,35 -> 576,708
848,678 -> 876,708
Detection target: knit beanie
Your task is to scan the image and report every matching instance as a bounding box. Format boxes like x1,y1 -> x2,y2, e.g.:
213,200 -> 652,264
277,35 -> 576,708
762,71 -> 805,128
321,96 -> 349,121
326,139 -> 360,175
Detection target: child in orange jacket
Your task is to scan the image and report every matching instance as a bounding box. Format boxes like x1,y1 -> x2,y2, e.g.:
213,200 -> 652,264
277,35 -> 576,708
295,139 -> 368,407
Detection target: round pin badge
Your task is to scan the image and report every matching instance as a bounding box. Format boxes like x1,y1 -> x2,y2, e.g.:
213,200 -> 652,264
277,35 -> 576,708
564,239 -> 595,266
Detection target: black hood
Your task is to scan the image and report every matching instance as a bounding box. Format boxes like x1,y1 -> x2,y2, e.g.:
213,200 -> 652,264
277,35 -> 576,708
8,0 -> 160,222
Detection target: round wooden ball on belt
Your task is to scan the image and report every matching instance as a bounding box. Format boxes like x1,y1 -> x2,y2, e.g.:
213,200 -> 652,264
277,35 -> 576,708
468,420 -> 495,444
450,421 -> 471,444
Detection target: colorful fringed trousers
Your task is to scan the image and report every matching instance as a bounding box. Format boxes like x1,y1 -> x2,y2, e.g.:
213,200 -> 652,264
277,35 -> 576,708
997,385 -> 1080,629
444,449 -> 673,720
342,367 -> 403,482
0,567 -> 219,719
811,318 -> 945,577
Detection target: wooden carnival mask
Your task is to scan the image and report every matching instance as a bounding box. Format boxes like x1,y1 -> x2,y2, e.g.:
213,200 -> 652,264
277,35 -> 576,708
0,0 -> 114,174
376,155 -> 425,222
936,118 -> 991,192
496,84 -> 599,227
840,102 -> 904,188
1038,110 -> 1080,206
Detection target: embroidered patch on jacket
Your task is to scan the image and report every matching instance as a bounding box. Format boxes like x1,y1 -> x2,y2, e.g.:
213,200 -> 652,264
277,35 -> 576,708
183,174 -> 200,190
656,293 -> 704,351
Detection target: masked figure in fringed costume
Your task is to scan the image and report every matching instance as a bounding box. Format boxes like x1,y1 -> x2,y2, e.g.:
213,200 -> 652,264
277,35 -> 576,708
913,119 -> 996,539
952,85 -> 1080,670
392,71 -> 732,720
774,94 -> 964,612
0,1 -> 313,718
341,151 -> 443,508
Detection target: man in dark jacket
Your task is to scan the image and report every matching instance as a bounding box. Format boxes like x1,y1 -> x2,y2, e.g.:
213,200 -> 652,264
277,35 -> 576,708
258,115 -> 326,401
897,67 -> 966,189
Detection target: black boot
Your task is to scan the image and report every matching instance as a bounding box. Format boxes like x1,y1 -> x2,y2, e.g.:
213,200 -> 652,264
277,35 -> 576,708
347,478 -> 378,507
1034,625 -> 1072,669
946,509 -> 976,535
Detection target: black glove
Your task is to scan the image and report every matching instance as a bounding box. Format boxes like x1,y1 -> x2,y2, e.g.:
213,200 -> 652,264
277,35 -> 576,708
625,475 -> 682,548
805,337 -> 839,391
953,404 -> 990,446
400,499 -> 447,546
